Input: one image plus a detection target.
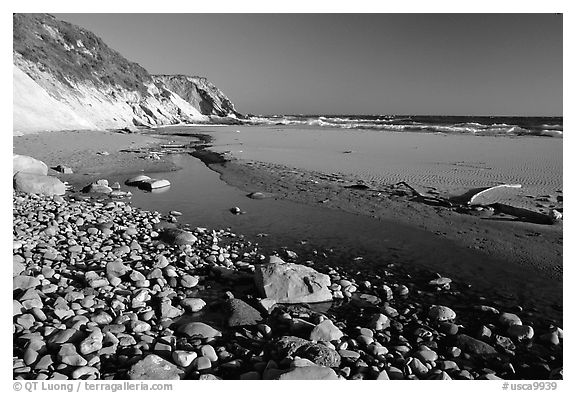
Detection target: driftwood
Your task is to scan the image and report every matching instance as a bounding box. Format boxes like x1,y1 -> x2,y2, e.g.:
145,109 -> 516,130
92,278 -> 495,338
395,181 -> 453,207
450,184 -> 522,205
490,203 -> 557,225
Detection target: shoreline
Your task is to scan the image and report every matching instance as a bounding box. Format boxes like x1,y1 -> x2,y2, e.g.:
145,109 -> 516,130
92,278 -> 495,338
208,157 -> 563,280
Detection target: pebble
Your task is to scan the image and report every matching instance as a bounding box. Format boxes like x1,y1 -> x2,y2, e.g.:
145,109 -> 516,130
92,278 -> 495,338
309,319 -> 344,342
415,348 -> 438,363
181,298 -> 206,312
226,298 -> 262,327
507,325 -> 534,341
11,190 -> 561,381
180,274 -> 199,288
194,356 -> 212,371
58,344 -> 87,366
128,355 -> 183,380
79,328 -> 103,354
178,322 -> 222,339
201,345 -> 218,362
172,350 -> 197,367
368,313 -> 390,330
428,305 -> 456,322
499,312 -> 523,326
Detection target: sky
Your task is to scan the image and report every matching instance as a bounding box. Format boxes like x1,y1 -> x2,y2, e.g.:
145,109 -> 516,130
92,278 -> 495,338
52,13 -> 563,116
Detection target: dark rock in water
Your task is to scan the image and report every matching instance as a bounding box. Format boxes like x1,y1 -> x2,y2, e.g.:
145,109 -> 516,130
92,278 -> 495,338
230,206 -> 243,215
13,155 -> 48,175
13,173 -> 65,196
82,183 -> 113,194
254,259 -> 332,303
247,192 -> 267,200
54,165 -> 73,174
178,322 -> 222,339
455,334 -> 498,356
277,366 -> 339,380
225,298 -> 262,327
128,355 -> 184,380
161,228 -> 197,245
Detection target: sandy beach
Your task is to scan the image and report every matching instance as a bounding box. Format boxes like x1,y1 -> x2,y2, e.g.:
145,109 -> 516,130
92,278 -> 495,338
206,125 -> 563,210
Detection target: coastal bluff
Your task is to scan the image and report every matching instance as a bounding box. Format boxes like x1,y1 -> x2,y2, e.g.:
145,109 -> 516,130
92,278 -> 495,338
13,13 -> 240,135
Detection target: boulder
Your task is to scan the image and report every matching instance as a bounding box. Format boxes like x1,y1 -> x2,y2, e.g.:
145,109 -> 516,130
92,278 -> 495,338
507,325 -> 534,341
297,342 -> 341,367
225,298 -> 262,327
178,322 -> 222,339
277,366 -> 339,380
138,179 -> 171,191
127,355 -> 184,380
254,260 -> 332,304
13,275 -> 41,291
181,298 -> 206,313
13,155 -> 48,175
82,183 -> 113,194
428,305 -> 456,322
309,319 -> 344,342
125,175 -> 152,186
247,192 -> 268,199
161,228 -> 197,245
499,312 -> 522,326
275,336 -> 310,357
455,334 -> 498,356
13,173 -> 65,196
13,255 -> 26,277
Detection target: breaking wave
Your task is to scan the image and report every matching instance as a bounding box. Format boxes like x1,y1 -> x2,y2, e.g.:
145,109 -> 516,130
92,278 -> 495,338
244,115 -> 562,138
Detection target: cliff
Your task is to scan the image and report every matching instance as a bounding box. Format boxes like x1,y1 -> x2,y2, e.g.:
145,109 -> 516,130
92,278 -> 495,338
13,13 -> 240,135
153,75 -> 241,118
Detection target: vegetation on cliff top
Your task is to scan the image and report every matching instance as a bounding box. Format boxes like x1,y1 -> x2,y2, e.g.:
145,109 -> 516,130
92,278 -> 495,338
13,13 -> 151,95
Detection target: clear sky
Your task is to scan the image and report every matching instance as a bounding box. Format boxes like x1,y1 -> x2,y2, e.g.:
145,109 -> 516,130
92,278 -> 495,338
53,13 -> 562,116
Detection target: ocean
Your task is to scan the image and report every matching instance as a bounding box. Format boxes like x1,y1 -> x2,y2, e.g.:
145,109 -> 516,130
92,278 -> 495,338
244,114 -> 563,137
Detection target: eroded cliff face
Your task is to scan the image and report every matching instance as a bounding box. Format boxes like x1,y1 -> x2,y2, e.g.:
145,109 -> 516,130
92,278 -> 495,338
153,75 -> 241,118
13,14 -> 240,135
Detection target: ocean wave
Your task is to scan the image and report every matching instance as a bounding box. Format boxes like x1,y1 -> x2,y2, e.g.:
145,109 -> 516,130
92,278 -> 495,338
243,115 -> 562,138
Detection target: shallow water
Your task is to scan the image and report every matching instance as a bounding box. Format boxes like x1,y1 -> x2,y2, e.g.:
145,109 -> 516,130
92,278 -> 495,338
112,153 -> 561,321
